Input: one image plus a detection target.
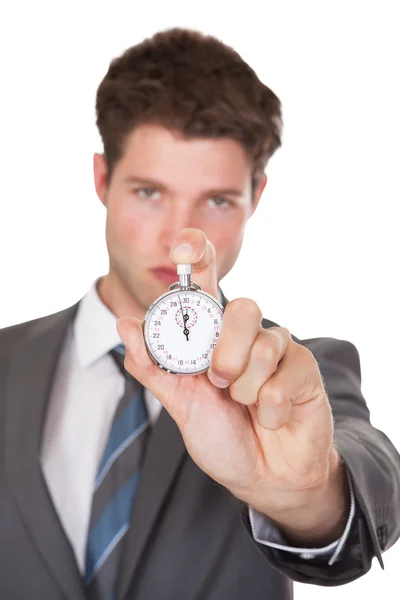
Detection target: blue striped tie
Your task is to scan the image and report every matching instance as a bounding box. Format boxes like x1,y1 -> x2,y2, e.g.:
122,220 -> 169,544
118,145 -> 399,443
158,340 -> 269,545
84,343 -> 150,600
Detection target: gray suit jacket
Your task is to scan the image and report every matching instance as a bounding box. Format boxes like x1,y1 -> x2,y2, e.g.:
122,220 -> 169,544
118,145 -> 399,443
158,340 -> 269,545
1,289 -> 400,600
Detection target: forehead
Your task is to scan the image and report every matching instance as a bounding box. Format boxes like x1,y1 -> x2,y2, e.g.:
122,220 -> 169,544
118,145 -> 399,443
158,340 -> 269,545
117,123 -> 251,186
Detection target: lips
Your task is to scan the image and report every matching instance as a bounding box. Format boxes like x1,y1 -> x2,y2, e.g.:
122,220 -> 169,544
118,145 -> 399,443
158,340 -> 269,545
151,267 -> 178,282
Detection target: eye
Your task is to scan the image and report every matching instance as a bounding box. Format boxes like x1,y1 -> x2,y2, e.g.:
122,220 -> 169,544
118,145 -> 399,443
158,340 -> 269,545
136,187 -> 160,199
208,197 -> 232,209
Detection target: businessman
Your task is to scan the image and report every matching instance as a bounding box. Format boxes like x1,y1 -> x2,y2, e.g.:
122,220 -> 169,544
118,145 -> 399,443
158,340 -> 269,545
1,26 -> 400,600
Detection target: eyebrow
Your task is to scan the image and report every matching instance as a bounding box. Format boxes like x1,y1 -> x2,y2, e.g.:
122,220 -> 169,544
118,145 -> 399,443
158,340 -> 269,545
122,175 -> 243,197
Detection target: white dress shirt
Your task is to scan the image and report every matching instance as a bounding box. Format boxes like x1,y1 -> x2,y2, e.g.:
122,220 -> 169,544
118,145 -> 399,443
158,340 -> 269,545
40,276 -> 355,574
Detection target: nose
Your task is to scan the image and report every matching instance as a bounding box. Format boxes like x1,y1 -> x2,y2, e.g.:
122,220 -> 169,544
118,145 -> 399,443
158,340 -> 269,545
160,202 -> 199,254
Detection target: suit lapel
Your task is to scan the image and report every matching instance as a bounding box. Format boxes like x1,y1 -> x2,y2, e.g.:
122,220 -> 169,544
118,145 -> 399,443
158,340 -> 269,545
3,300 -> 88,600
3,286 -> 231,600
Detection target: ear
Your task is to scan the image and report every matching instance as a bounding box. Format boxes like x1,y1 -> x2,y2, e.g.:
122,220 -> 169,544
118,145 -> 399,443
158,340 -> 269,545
250,174 -> 267,216
93,152 -> 109,207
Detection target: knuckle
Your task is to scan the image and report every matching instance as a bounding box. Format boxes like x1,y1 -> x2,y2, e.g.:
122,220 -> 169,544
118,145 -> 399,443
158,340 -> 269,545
269,326 -> 290,348
300,345 -> 318,367
228,381 -> 245,403
280,326 -> 291,338
211,355 -> 241,381
269,394 -> 289,410
227,298 -> 262,321
254,339 -> 277,365
259,385 -> 289,409
229,380 -> 255,405
252,341 -> 268,364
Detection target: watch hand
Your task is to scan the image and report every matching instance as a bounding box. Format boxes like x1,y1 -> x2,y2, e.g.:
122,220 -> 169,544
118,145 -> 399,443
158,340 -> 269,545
178,296 -> 185,334
179,296 -> 190,341
184,309 -> 190,340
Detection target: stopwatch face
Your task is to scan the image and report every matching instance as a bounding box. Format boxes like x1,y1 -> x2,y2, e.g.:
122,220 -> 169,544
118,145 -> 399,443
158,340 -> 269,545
143,288 -> 224,375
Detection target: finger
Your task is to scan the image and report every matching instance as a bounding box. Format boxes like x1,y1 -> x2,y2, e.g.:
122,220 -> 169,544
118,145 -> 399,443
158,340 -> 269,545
228,326 -> 291,405
169,228 -> 218,299
116,316 -> 179,407
256,342 -> 326,433
207,298 -> 262,388
256,385 -> 293,431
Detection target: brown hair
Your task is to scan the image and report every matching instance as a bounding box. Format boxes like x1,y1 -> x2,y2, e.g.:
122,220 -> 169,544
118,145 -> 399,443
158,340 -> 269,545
95,27 -> 283,199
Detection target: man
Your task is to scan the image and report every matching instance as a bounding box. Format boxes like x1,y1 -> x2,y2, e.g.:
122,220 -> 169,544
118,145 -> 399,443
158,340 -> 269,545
1,27 -> 399,600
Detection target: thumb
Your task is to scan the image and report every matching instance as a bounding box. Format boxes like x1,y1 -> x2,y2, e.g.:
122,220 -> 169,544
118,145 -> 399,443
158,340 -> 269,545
116,316 -> 193,427
116,316 -> 176,400
169,228 -> 218,300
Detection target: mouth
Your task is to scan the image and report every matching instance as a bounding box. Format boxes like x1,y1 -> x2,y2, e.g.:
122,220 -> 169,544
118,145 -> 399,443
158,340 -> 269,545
151,267 -> 178,283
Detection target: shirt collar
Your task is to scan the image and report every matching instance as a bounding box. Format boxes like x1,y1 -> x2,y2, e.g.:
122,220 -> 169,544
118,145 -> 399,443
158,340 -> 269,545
74,276 -> 225,370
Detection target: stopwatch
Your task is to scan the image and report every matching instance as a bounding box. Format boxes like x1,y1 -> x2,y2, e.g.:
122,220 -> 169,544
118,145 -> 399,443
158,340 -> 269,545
143,264 -> 224,375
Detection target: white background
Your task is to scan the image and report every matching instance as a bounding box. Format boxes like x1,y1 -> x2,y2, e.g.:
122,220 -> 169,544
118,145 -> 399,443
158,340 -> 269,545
1,1 -> 399,596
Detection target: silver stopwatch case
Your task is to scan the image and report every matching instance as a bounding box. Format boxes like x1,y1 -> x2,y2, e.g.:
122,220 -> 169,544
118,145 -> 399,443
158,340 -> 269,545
143,264 -> 224,375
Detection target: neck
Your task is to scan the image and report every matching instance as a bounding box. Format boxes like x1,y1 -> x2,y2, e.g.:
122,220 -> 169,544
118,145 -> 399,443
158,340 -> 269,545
97,272 -> 147,321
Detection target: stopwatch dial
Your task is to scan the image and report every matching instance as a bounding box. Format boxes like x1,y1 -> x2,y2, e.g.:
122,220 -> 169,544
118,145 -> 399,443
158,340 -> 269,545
175,305 -> 198,329
145,290 -> 224,375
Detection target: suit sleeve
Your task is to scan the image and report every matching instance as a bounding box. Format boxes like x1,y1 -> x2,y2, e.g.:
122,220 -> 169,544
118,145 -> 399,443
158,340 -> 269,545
240,336 -> 400,586
248,465 -> 356,565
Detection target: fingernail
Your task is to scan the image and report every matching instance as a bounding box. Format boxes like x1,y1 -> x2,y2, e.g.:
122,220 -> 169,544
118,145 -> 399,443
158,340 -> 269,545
208,371 -> 230,388
170,242 -> 193,259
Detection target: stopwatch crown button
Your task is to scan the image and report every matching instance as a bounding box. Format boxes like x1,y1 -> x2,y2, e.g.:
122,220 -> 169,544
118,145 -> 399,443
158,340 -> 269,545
177,263 -> 193,275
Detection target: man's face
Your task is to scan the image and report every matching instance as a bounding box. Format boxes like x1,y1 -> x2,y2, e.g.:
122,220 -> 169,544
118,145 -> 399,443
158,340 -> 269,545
94,123 -> 266,318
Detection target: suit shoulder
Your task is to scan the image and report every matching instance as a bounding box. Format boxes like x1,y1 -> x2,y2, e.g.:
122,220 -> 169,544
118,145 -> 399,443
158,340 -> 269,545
0,302 -> 79,357
261,316 -> 281,330
260,317 -> 361,376
0,316 -> 40,350
296,335 -> 361,381
297,335 -> 360,360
